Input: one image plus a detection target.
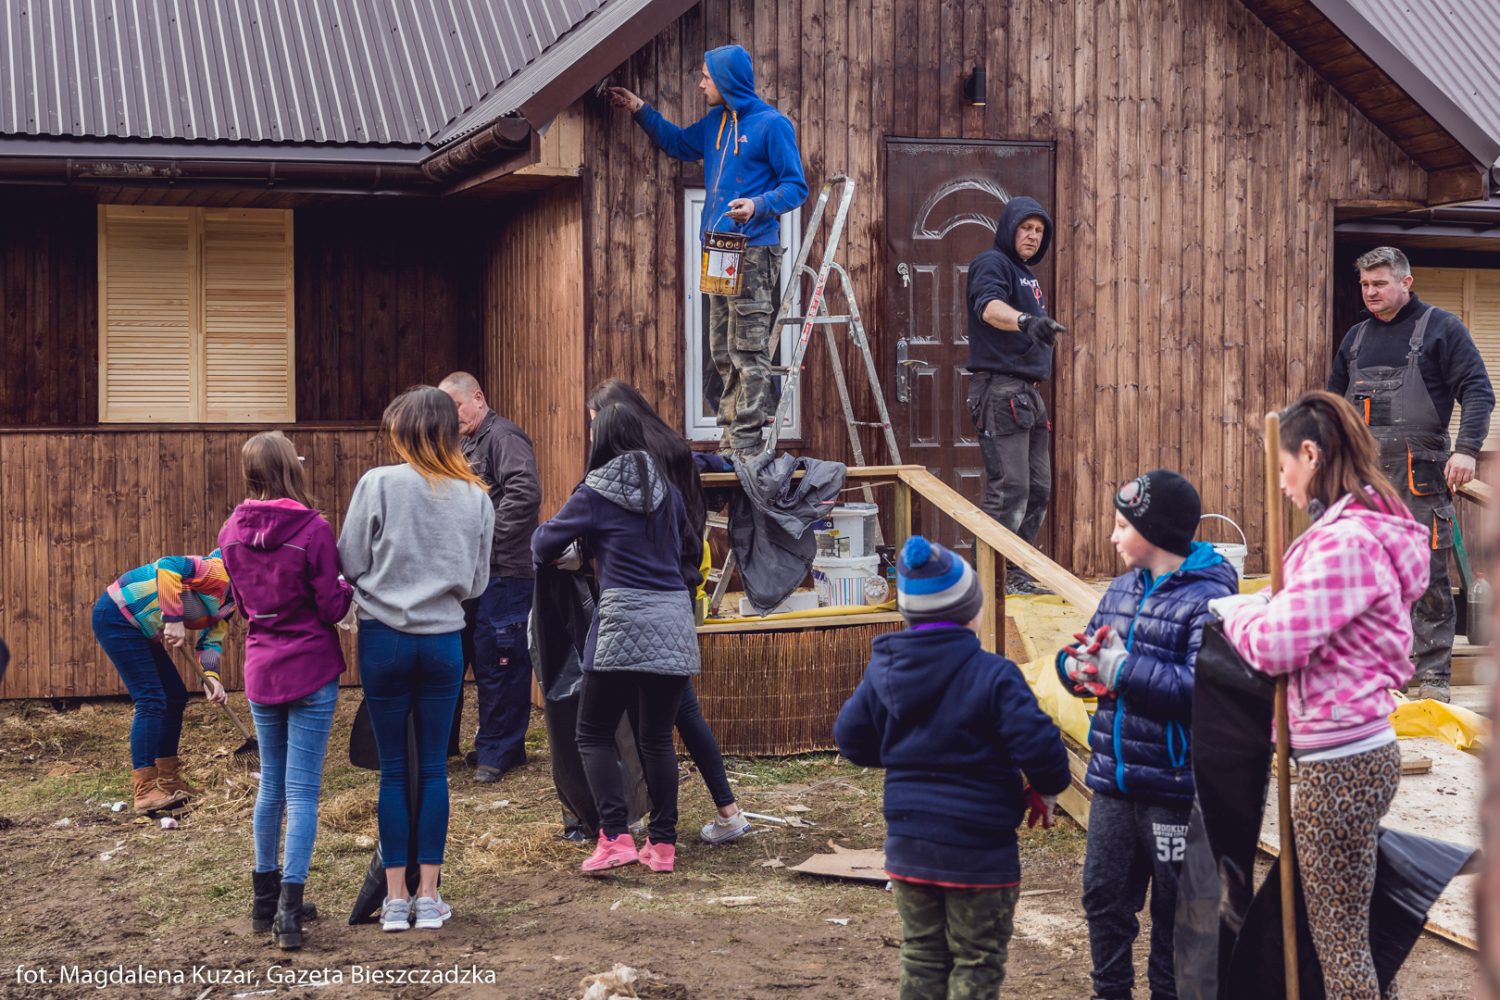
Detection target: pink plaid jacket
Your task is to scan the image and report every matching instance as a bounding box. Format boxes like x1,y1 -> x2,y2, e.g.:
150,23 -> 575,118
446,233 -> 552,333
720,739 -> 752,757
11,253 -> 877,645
1224,489 -> 1430,749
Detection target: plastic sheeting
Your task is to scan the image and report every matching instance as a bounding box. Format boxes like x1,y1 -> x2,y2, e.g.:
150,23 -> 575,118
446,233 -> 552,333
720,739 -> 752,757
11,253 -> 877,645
1391,698 -> 1489,753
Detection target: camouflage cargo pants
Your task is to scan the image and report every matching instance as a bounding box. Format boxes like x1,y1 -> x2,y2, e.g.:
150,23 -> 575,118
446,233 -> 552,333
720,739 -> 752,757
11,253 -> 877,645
891,880 -> 1021,1000
708,244 -> 784,451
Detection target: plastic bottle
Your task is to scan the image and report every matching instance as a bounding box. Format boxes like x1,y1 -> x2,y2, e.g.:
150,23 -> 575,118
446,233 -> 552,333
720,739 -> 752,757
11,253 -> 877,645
1469,574 -> 1491,647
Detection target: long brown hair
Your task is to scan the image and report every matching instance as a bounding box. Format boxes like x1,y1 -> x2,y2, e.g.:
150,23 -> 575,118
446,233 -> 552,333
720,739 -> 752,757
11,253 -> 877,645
241,430 -> 315,507
1279,390 -> 1402,513
383,385 -> 488,492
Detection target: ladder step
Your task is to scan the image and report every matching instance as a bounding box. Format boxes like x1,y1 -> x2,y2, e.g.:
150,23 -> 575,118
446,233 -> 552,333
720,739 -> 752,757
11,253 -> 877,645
778,316 -> 851,325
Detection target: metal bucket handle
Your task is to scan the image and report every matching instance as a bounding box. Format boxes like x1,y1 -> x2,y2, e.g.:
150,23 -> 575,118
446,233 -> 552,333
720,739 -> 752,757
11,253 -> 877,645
1199,513 -> 1247,548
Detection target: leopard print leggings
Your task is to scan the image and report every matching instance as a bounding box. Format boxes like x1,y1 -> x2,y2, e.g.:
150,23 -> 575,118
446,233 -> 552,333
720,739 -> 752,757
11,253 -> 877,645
1292,739 -> 1402,1000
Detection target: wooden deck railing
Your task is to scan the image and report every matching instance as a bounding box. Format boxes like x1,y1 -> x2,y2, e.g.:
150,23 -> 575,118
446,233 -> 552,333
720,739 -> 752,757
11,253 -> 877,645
701,463 -> 1101,656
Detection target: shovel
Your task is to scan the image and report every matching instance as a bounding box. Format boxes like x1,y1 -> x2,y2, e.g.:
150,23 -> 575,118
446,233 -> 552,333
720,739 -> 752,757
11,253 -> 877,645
1264,410 -> 1299,1000
169,643 -> 259,758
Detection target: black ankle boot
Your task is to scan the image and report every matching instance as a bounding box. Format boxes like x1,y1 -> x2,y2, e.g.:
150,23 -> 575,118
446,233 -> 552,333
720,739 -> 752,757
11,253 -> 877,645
251,869 -> 282,932
275,881 -> 305,949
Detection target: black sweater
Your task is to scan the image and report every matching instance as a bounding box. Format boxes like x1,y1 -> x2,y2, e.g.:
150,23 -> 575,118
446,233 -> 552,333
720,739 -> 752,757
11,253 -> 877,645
964,196 -> 1055,381
1327,295 -> 1494,457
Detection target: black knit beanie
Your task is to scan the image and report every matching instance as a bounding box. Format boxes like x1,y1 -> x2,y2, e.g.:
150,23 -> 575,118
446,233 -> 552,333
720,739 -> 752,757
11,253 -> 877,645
1113,469 -> 1200,557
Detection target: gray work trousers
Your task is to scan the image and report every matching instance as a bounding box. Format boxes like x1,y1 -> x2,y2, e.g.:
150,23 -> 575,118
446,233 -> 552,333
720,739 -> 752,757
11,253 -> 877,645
967,372 -> 1051,549
1413,545 -> 1455,686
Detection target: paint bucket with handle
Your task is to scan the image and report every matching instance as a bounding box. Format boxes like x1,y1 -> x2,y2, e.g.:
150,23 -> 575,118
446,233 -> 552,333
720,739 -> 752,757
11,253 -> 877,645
1199,513 -> 1248,579
701,220 -> 749,296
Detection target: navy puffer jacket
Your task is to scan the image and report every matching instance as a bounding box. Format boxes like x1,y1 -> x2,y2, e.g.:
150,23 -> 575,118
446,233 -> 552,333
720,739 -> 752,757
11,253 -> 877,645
1056,542 -> 1238,803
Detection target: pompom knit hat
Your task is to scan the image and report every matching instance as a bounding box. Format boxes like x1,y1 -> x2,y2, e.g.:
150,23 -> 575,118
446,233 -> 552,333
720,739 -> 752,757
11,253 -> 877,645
896,535 -> 985,627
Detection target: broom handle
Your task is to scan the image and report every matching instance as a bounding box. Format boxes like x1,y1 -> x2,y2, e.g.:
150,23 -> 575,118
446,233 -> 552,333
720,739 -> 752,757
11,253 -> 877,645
1266,411 -> 1299,1000
170,643 -> 255,744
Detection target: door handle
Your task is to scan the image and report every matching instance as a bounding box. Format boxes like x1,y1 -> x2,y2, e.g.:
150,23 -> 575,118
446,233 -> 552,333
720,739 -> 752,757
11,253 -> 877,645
896,262 -> 910,288
895,339 -> 930,403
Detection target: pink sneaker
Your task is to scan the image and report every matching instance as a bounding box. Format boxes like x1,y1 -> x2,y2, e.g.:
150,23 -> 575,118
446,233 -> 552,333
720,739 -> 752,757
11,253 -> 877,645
640,839 -> 675,873
581,831 -> 638,873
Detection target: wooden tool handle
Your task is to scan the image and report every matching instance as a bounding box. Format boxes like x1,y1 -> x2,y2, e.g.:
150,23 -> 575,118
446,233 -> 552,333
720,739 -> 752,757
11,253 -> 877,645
1266,410 -> 1300,1000
169,643 -> 255,743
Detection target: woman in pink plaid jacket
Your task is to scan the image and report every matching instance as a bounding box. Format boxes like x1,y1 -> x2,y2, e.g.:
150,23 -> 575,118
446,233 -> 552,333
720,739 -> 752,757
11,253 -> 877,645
1218,390 -> 1429,1000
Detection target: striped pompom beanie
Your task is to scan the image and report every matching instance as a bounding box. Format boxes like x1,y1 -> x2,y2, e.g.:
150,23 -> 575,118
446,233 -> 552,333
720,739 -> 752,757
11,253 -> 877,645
896,535 -> 984,627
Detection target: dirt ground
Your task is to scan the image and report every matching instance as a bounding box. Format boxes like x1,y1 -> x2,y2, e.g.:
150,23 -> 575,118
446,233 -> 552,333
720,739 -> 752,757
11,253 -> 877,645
0,688 -> 1477,999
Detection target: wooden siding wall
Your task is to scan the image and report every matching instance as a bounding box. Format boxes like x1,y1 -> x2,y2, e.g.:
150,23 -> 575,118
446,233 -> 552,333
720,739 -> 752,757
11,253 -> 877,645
0,427 -> 386,700
486,183 -> 587,521
582,0 -> 1428,575
1,193 -> 490,427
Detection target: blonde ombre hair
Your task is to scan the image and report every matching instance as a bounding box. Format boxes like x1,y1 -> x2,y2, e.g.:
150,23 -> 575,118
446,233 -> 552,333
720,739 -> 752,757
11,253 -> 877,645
382,386 -> 488,492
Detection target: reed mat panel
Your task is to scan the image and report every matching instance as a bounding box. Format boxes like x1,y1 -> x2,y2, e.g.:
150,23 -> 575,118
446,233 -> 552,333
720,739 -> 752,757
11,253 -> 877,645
692,619 -> 905,757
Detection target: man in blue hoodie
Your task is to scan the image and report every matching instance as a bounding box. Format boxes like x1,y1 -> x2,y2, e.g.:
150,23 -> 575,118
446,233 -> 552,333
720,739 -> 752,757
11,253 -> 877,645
964,197 -> 1067,594
609,46 -> 808,456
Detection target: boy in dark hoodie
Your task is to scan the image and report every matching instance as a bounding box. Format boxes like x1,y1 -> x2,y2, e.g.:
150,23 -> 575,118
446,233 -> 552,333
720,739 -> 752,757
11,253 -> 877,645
1056,470 -> 1238,1000
835,536 -> 1071,1000
964,196 -> 1067,594
609,46 -> 808,457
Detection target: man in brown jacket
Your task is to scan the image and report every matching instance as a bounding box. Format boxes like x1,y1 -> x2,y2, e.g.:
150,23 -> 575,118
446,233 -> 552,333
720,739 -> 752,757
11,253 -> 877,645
441,373 -> 543,782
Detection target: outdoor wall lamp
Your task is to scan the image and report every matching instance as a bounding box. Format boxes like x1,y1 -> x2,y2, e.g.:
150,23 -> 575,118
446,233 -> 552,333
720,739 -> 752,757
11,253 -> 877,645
964,65 -> 986,106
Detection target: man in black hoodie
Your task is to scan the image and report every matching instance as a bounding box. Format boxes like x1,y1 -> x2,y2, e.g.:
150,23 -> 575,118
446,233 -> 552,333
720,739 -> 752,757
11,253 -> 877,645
964,196 -> 1067,594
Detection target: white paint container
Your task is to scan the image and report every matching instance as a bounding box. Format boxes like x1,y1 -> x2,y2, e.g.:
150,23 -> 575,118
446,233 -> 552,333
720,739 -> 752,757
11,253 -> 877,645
815,503 -> 879,559
1199,514 -> 1247,579
812,555 -> 888,607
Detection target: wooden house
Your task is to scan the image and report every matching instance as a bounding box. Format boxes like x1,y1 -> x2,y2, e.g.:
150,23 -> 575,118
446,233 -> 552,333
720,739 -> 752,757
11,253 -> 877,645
1,0 -> 1496,700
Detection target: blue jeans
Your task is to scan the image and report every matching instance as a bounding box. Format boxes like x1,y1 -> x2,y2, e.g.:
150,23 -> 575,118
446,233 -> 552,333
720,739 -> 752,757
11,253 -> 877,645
92,592 -> 188,768
359,618 -> 463,868
250,680 -> 339,884
466,575 -> 534,770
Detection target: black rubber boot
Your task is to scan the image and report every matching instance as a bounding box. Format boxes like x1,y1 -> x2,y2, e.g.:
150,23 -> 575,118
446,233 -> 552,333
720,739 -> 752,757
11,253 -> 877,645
251,869 -> 282,932
275,881 -> 305,950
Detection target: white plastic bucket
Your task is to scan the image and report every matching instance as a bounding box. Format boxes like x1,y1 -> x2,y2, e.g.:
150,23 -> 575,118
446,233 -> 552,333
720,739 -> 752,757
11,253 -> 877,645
811,554 -> 888,607
814,503 -> 879,558
1199,514 -> 1247,579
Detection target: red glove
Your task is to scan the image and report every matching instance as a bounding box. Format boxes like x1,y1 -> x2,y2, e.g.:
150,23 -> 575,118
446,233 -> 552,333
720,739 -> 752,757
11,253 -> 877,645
1023,785 -> 1058,830
1064,625 -> 1114,697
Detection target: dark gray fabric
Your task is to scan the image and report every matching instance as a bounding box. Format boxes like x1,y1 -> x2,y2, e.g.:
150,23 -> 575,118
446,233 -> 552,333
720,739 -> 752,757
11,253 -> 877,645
584,453 -> 668,514
461,409 -> 542,580
968,372 -> 1050,545
591,587 -> 699,676
728,450 -> 848,615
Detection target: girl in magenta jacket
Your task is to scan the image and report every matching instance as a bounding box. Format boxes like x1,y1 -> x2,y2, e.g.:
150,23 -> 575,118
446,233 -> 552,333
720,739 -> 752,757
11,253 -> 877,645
1217,391 -> 1428,1000
219,431 -> 353,951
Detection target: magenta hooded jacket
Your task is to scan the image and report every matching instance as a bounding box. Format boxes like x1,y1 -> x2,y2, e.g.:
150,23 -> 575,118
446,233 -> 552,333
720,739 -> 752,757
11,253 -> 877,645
219,498 -> 354,705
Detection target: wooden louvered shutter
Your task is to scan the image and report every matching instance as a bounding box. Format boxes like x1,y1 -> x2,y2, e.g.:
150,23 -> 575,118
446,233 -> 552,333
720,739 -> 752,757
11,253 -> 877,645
1414,267 -> 1500,452
202,210 -> 295,422
98,207 -> 294,423
98,206 -> 197,422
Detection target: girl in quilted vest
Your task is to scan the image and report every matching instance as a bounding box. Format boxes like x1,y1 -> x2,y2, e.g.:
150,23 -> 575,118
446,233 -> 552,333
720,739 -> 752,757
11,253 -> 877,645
1058,469 -> 1237,1000
532,403 -> 700,874
1218,390 -> 1429,1000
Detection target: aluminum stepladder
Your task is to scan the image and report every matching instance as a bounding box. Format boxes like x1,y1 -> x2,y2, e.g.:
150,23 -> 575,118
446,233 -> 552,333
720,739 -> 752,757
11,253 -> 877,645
707,174 -> 904,616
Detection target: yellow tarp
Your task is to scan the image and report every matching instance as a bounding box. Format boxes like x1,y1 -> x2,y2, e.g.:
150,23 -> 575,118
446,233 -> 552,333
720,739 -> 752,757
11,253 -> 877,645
1007,594 -> 1096,747
1391,699 -> 1490,754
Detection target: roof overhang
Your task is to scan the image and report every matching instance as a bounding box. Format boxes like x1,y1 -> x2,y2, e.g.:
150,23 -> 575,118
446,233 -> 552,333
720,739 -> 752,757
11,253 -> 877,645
1241,0 -> 1498,202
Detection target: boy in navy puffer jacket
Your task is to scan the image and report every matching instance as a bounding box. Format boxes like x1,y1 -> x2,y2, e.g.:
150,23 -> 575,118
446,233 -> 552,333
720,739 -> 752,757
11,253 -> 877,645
1057,470 -> 1237,1000
837,536 -> 1070,1000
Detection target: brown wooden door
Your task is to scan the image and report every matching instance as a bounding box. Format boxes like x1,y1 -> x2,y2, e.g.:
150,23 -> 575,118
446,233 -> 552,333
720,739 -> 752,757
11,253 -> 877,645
884,138 -> 1055,556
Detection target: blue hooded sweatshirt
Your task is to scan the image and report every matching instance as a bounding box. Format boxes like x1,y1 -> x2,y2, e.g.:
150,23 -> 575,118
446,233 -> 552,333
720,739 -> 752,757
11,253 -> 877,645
835,626 -> 1071,886
633,45 -> 809,247
964,196 -> 1055,381
1055,541 -> 1239,804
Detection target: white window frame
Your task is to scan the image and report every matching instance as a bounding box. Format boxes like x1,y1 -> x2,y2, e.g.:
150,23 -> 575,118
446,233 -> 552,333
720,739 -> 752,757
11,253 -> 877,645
683,188 -> 802,442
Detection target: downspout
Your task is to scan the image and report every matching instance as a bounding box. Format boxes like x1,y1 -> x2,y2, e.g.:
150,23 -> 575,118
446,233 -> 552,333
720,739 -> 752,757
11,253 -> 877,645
419,114 -> 534,184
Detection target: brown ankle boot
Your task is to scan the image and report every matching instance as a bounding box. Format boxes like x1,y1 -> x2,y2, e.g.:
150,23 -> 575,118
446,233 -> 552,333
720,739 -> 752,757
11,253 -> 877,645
155,757 -> 203,799
132,767 -> 187,815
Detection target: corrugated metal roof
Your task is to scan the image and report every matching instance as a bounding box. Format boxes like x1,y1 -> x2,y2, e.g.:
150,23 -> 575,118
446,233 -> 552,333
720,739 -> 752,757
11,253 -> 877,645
0,0 -> 605,146
1344,0 -> 1500,165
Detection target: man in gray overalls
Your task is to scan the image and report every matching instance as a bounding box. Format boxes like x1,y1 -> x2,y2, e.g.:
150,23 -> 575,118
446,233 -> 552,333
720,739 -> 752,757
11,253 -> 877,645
1329,246 -> 1494,702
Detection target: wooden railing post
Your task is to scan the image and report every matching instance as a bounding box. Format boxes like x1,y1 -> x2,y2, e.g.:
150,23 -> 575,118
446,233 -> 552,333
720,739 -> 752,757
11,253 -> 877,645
894,480 -> 912,552
977,541 -> 999,654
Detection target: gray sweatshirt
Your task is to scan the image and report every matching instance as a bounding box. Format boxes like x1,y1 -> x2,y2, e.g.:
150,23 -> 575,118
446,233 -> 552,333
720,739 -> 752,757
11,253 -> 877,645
337,463 -> 494,634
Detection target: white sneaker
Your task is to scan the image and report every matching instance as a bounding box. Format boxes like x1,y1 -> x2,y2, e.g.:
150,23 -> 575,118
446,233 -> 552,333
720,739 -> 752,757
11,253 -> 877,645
413,894 -> 453,929
380,896 -> 412,932
700,809 -> 752,844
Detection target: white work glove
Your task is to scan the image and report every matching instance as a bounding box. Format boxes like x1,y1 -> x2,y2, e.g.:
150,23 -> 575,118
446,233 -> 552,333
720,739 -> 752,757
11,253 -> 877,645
1208,592 -> 1269,622
338,603 -> 359,635
1069,624 -> 1128,692
554,540 -> 584,572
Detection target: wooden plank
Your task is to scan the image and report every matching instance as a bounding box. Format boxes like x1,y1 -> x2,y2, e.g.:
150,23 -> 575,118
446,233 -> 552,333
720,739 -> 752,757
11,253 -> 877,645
977,540 -> 997,654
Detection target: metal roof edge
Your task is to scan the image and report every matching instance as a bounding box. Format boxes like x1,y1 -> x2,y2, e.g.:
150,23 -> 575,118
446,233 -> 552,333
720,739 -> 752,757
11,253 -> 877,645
0,134 -> 428,167
1310,0 -> 1500,169
430,0 -> 697,148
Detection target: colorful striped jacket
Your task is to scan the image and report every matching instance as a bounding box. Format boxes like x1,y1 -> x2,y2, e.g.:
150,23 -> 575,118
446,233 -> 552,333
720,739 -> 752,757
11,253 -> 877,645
106,553 -> 236,678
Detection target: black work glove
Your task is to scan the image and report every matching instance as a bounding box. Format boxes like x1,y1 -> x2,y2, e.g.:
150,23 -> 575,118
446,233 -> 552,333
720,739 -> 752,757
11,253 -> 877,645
1017,313 -> 1067,351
